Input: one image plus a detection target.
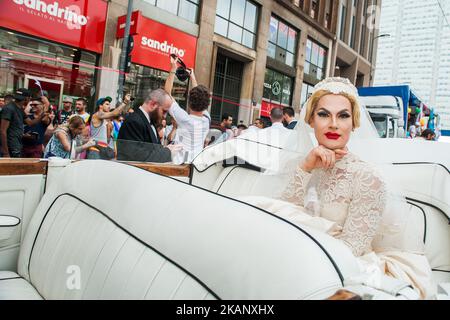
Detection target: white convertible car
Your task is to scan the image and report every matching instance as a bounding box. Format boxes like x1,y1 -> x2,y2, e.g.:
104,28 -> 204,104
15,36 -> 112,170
0,135 -> 449,300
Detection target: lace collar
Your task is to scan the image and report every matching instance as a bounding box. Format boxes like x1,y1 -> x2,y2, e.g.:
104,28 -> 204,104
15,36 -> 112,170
334,151 -> 360,170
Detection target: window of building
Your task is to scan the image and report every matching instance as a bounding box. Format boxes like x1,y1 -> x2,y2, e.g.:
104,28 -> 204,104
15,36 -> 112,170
293,0 -> 305,9
360,24 -> 366,56
267,16 -> 298,67
143,0 -> 200,24
300,82 -> 315,107
368,31 -> 374,63
359,0 -> 369,56
214,0 -> 259,49
310,0 -> 319,20
263,68 -> 293,107
339,3 -> 347,41
350,15 -> 356,48
304,39 -> 327,81
324,0 -> 332,29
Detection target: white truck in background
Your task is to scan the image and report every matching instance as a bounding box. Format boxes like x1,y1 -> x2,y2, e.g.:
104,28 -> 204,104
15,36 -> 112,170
359,95 -> 405,138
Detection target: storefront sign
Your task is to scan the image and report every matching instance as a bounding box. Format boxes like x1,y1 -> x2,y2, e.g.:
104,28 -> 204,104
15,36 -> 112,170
116,11 -> 141,38
0,0 -> 108,53
261,100 -> 283,118
117,11 -> 197,72
271,81 -> 281,96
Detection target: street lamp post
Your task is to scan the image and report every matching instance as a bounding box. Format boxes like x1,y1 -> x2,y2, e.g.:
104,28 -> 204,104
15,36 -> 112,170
369,33 -> 390,85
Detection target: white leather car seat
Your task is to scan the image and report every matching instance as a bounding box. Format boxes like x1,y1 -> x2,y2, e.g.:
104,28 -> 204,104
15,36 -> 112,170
212,163 -> 450,292
0,160 -> 361,300
211,166 -> 290,198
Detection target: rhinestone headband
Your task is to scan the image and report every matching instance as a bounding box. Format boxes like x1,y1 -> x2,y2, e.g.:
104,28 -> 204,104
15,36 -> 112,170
312,77 -> 359,99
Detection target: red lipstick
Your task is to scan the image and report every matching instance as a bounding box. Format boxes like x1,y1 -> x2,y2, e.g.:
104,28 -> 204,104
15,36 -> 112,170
325,132 -> 341,140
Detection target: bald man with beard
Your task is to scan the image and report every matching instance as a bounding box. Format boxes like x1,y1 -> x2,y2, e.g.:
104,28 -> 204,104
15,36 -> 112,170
117,88 -> 180,163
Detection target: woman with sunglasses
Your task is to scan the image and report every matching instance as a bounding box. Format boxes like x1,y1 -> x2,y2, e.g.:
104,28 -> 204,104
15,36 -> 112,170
22,98 -> 51,158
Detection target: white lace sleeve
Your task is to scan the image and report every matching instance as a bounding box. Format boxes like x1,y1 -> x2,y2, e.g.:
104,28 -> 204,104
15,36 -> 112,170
279,165 -> 312,207
336,167 -> 387,256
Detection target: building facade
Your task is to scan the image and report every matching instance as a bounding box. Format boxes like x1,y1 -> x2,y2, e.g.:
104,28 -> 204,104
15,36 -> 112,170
333,0 -> 382,88
0,0 -> 380,126
374,0 -> 450,133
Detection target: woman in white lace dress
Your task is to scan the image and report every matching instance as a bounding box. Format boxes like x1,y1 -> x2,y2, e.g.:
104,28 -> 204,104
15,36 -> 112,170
273,78 -> 435,299
240,77 -> 435,298
280,83 -> 387,258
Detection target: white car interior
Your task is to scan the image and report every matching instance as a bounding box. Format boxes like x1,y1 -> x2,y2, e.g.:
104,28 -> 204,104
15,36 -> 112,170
0,159 -> 368,300
0,136 -> 449,299
189,137 -> 450,300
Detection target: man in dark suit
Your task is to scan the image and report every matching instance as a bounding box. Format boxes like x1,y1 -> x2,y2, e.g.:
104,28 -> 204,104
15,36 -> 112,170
117,88 -> 176,163
282,106 -> 298,130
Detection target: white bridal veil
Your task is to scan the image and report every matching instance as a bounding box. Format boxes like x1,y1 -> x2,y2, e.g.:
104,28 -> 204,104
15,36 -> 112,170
282,78 -> 424,254
195,77 -> 425,253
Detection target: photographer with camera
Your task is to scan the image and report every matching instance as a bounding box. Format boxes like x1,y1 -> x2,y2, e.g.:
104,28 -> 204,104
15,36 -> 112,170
22,97 -> 52,158
1,89 -> 49,158
164,54 -> 211,164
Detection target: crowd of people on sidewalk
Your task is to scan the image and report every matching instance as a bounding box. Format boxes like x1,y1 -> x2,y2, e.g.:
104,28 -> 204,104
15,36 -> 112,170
0,56 -> 302,164
407,124 -> 436,141
2,55 -> 438,164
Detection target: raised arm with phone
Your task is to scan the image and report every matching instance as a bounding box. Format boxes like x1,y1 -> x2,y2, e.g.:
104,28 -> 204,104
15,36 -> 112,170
164,54 -> 211,164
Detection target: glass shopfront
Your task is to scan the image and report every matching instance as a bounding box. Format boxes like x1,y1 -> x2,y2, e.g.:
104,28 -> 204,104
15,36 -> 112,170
263,68 -> 292,103
211,52 -> 244,124
260,68 -> 293,118
0,29 -> 98,111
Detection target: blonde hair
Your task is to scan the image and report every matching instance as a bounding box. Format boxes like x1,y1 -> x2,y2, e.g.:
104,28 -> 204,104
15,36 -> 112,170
304,89 -> 361,128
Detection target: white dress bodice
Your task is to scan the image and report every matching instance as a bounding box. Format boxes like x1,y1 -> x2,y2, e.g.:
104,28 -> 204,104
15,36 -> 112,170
280,152 -> 388,256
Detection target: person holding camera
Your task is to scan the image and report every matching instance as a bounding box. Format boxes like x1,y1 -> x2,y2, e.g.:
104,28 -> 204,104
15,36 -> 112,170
1,88 -> 48,158
22,97 -> 52,158
164,54 -> 211,163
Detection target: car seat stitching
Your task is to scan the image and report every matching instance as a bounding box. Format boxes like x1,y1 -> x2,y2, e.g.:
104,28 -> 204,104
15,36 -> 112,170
169,274 -> 188,300
143,260 -> 166,299
99,235 -> 130,298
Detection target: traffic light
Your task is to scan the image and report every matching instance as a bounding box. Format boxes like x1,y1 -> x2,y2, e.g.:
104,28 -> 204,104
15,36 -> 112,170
124,35 -> 134,73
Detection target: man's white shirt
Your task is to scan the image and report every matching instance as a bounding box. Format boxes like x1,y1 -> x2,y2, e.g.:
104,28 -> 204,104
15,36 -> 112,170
169,100 -> 210,163
266,122 -> 289,132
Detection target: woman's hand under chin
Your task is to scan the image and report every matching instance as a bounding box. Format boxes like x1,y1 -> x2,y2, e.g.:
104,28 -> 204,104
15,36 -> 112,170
301,145 -> 348,173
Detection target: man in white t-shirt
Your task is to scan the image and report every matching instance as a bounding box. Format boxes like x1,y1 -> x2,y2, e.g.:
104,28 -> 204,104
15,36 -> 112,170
165,55 -> 211,163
